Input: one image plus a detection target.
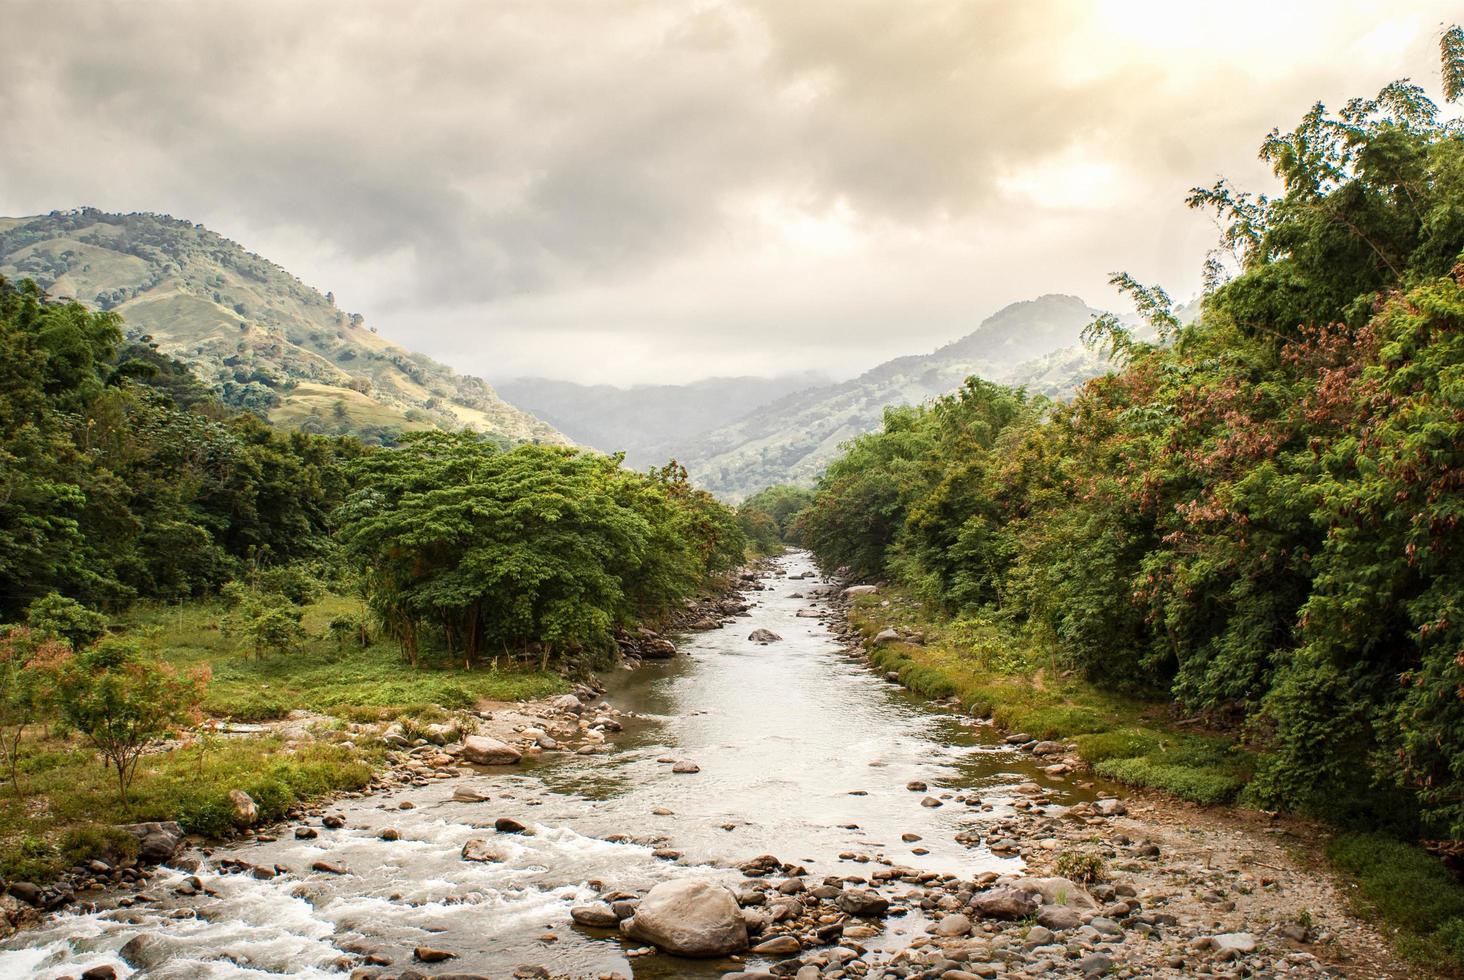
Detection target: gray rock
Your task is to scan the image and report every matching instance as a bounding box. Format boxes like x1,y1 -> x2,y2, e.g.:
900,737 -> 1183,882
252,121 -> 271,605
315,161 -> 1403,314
873,628 -> 901,644
570,902 -> 618,928
969,886 -> 1040,920
1018,877 -> 1097,910
1036,904 -> 1082,930
1023,925 -> 1056,947
120,822 -> 185,865
933,912 -> 972,937
622,879 -> 749,957
750,935 -> 801,954
1212,932 -> 1257,954
551,694 -> 584,714
120,934 -> 166,970
227,789 -> 258,825
461,839 -> 503,862
835,888 -> 890,917
1078,953 -> 1113,976
748,629 -> 782,643
843,585 -> 878,597
460,736 -> 521,766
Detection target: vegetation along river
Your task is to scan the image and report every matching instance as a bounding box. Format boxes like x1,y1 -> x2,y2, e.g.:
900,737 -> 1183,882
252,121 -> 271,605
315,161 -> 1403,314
1,553 -> 1079,978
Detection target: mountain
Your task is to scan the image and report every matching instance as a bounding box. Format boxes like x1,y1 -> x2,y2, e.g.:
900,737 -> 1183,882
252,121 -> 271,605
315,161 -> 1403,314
675,294 -> 1109,499
0,208 -> 564,445
495,372 -> 829,470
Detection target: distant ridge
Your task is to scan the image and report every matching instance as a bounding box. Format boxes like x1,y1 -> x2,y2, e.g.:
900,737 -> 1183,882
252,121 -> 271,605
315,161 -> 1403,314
495,372 -> 830,470
673,294 -> 1110,498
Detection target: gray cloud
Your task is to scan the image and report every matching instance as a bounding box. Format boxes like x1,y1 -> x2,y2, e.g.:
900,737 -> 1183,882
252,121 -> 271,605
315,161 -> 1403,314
1,0 -> 1458,382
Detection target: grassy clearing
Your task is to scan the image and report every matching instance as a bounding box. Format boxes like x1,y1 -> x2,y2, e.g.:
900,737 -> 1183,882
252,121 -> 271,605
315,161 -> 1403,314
1,593 -> 567,885
1327,834 -> 1464,973
120,593 -> 568,721
0,735 -> 375,882
850,592 -> 1253,804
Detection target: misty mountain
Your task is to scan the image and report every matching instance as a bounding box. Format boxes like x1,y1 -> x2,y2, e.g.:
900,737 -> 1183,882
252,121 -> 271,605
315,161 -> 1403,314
675,294 -> 1110,498
0,208 -> 565,445
494,372 -> 829,470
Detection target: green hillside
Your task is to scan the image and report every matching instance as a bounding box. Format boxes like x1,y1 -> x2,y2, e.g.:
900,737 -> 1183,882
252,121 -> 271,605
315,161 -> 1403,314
0,209 -> 565,445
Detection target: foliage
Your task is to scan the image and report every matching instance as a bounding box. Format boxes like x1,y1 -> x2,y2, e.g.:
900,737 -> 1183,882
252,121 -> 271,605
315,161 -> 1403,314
801,48 -> 1464,835
25,593 -> 107,649
0,627 -> 66,796
338,435 -> 744,668
738,484 -> 815,554
1095,757 -> 1244,805
0,275 -> 358,615
220,580 -> 308,658
1053,847 -> 1109,884
46,639 -> 209,803
1328,833 -> 1464,970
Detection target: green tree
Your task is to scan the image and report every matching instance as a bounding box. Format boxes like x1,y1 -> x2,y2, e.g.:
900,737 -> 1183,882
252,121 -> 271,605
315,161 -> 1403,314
25,593 -> 107,649
0,627 -> 65,797
47,639 -> 209,804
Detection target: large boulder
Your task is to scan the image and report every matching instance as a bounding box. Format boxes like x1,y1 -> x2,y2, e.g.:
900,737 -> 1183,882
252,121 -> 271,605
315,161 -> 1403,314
843,585 -> 878,597
836,889 -> 890,917
969,885 -> 1040,920
120,822 -> 185,865
460,735 -> 522,766
622,878 -> 749,957
550,694 -> 584,715
748,629 -> 782,644
227,789 -> 258,826
1018,877 -> 1097,910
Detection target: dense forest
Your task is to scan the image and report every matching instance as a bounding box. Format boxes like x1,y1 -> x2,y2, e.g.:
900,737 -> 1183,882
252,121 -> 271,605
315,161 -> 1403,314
796,68 -> 1464,837
0,274 -> 745,663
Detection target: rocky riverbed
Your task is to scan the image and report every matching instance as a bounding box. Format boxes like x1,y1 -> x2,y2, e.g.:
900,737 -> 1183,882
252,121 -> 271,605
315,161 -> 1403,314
0,553 -> 1413,979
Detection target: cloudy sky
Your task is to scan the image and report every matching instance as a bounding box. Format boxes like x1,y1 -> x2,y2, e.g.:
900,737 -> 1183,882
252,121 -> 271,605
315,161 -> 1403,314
2,1 -> 1457,384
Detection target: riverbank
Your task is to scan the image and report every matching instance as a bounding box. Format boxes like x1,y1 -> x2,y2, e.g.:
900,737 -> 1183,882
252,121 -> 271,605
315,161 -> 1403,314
821,576 -> 1462,977
0,572 -> 752,935
0,553 -> 1432,978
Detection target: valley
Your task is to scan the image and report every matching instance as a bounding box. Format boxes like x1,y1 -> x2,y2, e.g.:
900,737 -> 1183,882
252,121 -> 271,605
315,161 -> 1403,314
0,556 -> 1409,980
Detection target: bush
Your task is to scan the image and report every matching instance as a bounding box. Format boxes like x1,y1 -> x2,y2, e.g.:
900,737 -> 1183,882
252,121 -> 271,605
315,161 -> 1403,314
48,639 -> 210,803
25,594 -> 107,649
1054,847 -> 1108,884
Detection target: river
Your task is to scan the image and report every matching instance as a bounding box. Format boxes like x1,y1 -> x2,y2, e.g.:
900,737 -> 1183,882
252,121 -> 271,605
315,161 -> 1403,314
2,552 -> 1080,979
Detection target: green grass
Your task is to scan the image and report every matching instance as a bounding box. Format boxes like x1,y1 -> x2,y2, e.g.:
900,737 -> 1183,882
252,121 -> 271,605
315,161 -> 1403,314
1095,757 -> 1244,805
0,593 -> 569,885
848,592 -> 1252,804
0,736 -> 374,882
1328,833 -> 1464,972
121,594 -> 568,720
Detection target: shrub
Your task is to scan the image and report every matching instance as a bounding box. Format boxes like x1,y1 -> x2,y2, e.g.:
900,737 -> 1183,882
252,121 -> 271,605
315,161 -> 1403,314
25,594 -> 107,649
1054,847 -> 1108,884
47,639 -> 210,804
